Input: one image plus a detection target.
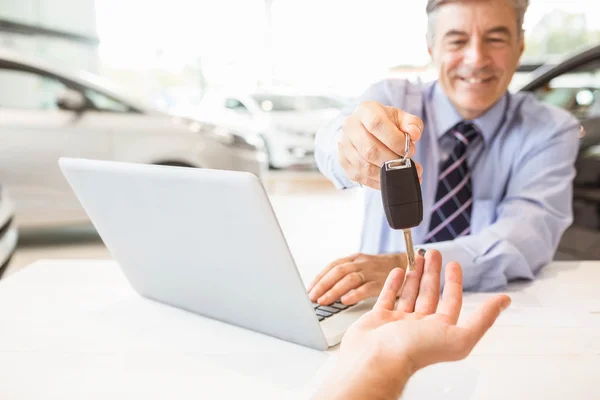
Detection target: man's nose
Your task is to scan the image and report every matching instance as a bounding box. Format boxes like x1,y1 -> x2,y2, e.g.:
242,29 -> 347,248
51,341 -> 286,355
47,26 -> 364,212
463,39 -> 489,68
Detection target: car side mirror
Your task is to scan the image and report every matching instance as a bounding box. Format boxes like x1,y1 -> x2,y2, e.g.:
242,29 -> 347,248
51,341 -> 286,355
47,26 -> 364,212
56,89 -> 86,112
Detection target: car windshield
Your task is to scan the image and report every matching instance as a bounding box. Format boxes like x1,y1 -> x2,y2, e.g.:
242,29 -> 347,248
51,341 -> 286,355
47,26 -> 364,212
251,95 -> 345,112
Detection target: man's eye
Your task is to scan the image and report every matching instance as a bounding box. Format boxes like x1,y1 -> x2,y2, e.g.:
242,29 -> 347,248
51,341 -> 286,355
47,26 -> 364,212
450,40 -> 467,46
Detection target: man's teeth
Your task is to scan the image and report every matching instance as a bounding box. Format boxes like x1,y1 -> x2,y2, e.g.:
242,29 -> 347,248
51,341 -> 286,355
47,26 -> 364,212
464,78 -> 486,84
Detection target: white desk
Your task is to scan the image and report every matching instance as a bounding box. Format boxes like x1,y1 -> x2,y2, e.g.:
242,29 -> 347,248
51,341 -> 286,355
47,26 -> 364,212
1,260 -> 599,399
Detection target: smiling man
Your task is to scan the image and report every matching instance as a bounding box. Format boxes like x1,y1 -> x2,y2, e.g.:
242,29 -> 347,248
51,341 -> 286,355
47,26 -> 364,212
310,0 -> 580,304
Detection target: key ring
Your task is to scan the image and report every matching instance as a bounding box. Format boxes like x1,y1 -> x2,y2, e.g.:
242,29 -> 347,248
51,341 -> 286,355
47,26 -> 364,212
401,133 -> 410,164
384,134 -> 412,171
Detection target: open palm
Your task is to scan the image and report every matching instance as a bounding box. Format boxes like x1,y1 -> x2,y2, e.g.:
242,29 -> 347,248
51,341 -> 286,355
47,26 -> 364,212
340,250 -> 511,374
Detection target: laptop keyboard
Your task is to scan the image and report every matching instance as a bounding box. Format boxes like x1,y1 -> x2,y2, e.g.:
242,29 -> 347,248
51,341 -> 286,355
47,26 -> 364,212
311,301 -> 350,321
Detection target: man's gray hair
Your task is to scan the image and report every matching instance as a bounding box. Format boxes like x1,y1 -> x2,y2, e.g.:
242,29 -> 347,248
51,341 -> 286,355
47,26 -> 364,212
426,0 -> 529,45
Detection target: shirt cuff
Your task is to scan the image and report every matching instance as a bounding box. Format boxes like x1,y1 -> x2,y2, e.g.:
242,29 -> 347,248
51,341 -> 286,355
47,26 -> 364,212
328,128 -> 359,190
415,240 -> 484,290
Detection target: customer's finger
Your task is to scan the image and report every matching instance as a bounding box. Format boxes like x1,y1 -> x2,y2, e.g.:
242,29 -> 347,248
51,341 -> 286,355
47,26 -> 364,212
374,268 -> 406,311
436,261 -> 463,324
396,256 -> 425,313
414,250 -> 442,315
317,271 -> 367,305
459,294 -> 511,350
340,281 -> 381,305
309,262 -> 358,302
307,253 -> 358,292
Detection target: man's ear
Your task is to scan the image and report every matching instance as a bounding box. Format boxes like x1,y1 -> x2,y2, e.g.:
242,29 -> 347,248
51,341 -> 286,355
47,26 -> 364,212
427,37 -> 433,59
519,30 -> 525,56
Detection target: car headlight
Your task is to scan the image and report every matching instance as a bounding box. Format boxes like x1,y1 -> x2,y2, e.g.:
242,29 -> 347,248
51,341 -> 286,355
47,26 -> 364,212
230,133 -> 264,151
242,133 -> 265,149
292,130 -> 314,137
276,126 -> 315,137
184,118 -> 263,151
213,127 -> 263,151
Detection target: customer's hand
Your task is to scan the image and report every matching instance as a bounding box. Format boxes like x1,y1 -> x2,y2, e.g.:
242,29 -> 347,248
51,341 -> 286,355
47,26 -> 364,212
311,250 -> 511,400
338,101 -> 424,190
342,250 -> 510,372
307,252 -> 406,306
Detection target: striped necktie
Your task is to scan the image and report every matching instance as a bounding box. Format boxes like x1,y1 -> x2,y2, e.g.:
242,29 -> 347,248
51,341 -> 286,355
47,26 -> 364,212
424,122 -> 480,243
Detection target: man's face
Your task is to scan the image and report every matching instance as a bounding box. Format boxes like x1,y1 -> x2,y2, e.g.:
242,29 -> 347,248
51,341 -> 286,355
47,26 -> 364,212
428,0 -> 524,119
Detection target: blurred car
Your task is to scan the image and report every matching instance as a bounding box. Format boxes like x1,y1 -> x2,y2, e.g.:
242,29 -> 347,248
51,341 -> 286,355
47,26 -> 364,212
0,48 -> 267,229
0,185 -> 18,279
519,44 -> 600,186
199,92 -> 346,169
519,43 -> 600,234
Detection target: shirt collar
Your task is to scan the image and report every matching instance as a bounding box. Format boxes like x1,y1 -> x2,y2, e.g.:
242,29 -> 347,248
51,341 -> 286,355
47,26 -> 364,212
431,81 -> 508,145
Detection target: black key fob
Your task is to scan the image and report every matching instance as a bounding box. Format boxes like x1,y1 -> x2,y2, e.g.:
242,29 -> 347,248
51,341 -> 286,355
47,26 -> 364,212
380,158 -> 423,230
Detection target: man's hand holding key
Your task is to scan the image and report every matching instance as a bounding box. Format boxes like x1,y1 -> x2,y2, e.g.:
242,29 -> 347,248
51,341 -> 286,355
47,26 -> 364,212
337,101 -> 424,190
309,101 -> 425,306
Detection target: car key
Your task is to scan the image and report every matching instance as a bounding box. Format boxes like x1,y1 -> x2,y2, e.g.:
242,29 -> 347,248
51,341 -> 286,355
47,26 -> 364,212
380,135 -> 423,271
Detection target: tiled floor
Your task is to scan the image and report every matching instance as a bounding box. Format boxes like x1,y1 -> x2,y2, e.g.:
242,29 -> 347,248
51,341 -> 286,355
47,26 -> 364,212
5,171 -> 365,283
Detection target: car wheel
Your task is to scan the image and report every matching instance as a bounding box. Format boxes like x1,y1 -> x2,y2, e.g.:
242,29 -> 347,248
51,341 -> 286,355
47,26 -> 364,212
0,253 -> 13,279
260,135 -> 279,170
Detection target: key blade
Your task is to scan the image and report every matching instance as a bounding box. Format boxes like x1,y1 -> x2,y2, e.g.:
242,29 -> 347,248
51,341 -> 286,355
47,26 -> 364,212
403,229 -> 416,271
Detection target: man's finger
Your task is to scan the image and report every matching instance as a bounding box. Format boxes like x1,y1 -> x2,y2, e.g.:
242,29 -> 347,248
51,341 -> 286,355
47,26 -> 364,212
385,106 -> 424,142
414,250 -> 443,315
437,261 -> 463,324
349,121 -> 400,167
341,281 -> 381,305
415,161 -> 423,180
396,255 -> 425,312
309,261 -> 358,302
317,271 -> 367,305
374,268 -> 406,311
307,254 -> 358,292
355,105 -> 411,159
337,140 -> 381,190
460,294 -> 511,347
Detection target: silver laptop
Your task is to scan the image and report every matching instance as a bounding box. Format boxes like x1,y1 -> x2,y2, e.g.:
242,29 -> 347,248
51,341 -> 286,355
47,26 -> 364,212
59,157 -> 375,350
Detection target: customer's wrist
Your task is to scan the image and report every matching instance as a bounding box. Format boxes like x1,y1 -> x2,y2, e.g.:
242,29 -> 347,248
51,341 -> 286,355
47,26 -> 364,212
325,349 -> 413,400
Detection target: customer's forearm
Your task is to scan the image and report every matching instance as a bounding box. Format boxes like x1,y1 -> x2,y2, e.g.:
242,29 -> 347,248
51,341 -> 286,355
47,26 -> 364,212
312,354 -> 412,400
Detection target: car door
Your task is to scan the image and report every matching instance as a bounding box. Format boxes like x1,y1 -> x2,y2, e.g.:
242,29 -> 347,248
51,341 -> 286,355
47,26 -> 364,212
0,63 -> 112,227
521,54 -> 600,258
525,60 -> 600,185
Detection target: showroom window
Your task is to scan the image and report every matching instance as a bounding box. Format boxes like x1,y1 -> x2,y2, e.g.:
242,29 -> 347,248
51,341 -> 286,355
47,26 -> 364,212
533,63 -> 600,120
0,68 -> 68,110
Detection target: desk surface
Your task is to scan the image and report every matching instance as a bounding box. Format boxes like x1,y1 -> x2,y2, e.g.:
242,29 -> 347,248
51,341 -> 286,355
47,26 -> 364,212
1,259 -> 600,399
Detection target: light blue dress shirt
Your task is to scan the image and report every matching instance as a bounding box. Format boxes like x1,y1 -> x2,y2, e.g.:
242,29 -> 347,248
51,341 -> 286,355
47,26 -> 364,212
315,79 -> 580,291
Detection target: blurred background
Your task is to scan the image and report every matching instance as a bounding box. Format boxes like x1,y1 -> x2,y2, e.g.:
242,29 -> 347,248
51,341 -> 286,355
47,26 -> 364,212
1,0 -> 600,278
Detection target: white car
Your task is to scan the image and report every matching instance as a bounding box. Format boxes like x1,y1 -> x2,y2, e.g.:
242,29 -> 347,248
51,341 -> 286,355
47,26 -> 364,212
0,49 -> 268,229
0,186 -> 18,279
198,92 -> 346,169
